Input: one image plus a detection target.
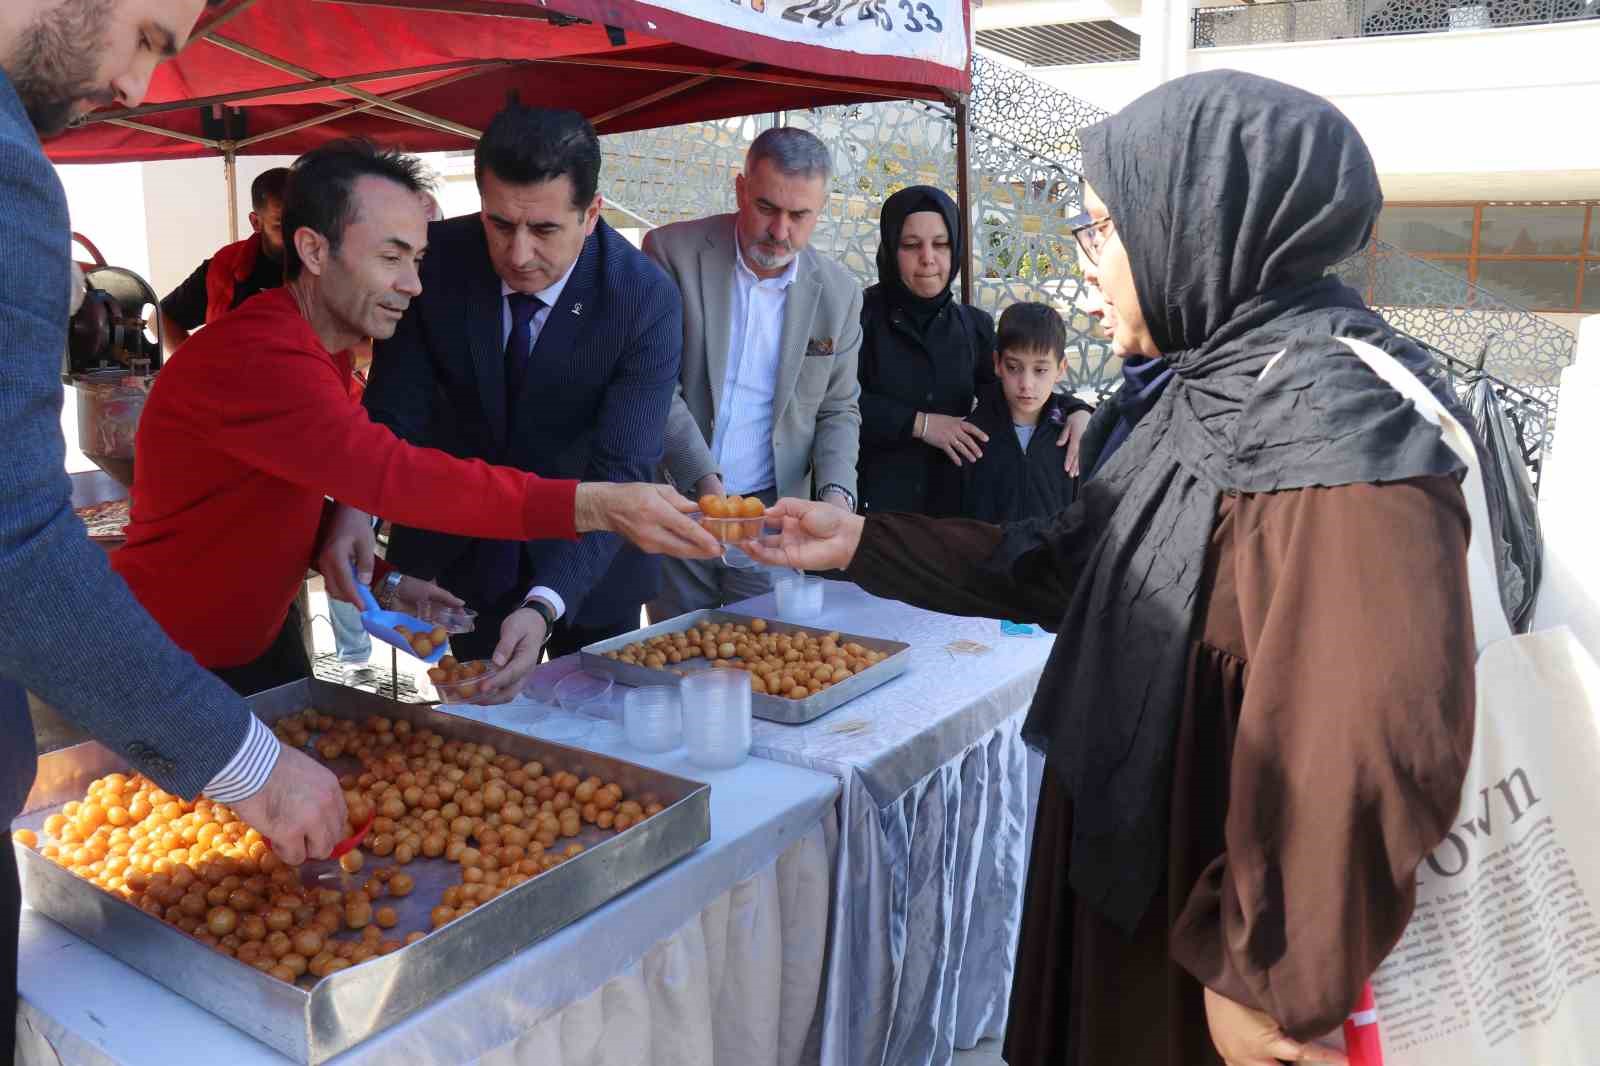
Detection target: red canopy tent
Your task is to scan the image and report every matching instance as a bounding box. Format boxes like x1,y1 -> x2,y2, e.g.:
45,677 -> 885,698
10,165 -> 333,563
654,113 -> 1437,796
46,0 -> 970,163
45,0 -> 974,284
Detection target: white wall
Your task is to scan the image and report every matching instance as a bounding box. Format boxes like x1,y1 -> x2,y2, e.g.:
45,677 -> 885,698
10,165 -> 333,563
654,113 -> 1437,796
135,154 -> 297,297
975,0 -> 1137,29
1533,314 -> 1600,656
60,150 -> 477,303
1035,21 -> 1600,193
1544,313 -> 1590,335
1033,59 -> 1149,112
57,163 -> 151,281
1188,22 -> 1600,181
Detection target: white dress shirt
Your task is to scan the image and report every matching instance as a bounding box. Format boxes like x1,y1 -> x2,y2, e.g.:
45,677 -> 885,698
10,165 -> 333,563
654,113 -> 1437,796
712,240 -> 796,495
500,256 -> 580,620
500,256 -> 578,349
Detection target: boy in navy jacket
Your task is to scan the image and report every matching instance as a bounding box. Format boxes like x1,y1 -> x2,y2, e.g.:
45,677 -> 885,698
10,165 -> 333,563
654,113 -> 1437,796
961,303 -> 1094,524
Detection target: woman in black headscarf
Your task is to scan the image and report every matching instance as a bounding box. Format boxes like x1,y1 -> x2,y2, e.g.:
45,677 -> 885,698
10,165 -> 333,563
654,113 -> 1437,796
857,186 -> 1093,515
754,72 -> 1480,1065
1069,240 -> 1174,481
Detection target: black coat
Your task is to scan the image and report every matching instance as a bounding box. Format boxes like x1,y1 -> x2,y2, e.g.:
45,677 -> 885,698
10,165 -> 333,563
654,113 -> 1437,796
856,284 -> 995,516
960,383 -> 1092,524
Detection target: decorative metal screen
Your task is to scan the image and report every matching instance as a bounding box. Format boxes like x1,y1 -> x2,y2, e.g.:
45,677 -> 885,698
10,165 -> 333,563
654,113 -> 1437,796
598,60 -> 1570,463
600,74 -> 1119,396
1332,239 -> 1569,465
1194,0 -> 1597,48
968,54 -> 1109,174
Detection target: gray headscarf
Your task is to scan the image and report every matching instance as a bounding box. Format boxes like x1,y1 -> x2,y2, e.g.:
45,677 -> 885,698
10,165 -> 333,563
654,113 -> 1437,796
1000,70 -> 1469,933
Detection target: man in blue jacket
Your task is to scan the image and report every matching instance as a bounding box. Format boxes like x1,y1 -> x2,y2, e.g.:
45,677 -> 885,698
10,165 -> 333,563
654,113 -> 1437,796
361,105 -> 683,670
0,1 -> 347,1050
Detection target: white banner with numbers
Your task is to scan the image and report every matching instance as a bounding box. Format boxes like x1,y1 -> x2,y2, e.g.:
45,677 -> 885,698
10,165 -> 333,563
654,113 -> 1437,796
646,0 -> 966,76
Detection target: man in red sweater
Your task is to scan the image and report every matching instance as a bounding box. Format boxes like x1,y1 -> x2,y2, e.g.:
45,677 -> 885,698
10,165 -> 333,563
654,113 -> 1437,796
114,140 -> 717,697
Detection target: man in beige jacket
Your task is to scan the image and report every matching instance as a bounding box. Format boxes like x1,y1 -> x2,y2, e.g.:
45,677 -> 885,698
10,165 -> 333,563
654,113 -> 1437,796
643,127 -> 863,618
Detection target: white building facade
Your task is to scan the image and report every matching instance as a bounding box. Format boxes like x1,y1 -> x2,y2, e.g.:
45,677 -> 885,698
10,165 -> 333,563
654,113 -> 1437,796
976,2 -> 1600,331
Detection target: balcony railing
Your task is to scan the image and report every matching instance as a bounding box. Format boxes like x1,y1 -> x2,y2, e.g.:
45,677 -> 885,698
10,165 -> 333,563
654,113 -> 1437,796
1331,239 -> 1574,472
1193,0 -> 1598,47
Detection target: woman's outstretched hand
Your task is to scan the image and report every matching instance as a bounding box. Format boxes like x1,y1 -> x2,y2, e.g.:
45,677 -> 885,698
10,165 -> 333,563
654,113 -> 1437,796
1204,988 -> 1349,1066
744,498 -> 866,573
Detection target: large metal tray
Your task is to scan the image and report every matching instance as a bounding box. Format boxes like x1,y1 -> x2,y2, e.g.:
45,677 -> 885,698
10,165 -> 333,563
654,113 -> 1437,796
12,677 -> 710,1063
580,609 -> 911,725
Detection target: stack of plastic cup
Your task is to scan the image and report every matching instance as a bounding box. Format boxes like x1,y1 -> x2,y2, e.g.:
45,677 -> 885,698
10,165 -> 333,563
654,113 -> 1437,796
623,685 -> 683,753
774,571 -> 824,622
679,669 -> 753,770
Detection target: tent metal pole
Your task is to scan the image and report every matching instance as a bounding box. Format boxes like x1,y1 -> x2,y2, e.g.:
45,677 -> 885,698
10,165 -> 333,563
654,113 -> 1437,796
103,118 -> 220,148
235,63 -> 505,149
87,59 -> 511,125
224,146 -> 240,241
195,0 -> 265,39
205,34 -> 483,139
591,66 -> 743,127
954,93 -> 973,306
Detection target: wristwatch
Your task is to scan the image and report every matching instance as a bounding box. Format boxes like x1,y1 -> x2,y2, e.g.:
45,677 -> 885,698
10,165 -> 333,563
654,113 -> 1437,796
376,570 -> 404,610
818,483 -> 857,513
522,597 -> 558,661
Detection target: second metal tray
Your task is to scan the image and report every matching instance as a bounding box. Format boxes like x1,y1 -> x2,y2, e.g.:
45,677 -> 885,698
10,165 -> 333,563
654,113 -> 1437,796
579,609 -> 911,725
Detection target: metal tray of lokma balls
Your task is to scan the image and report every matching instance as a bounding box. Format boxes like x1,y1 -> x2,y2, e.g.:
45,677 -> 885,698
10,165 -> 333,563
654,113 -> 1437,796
11,676 -> 709,1063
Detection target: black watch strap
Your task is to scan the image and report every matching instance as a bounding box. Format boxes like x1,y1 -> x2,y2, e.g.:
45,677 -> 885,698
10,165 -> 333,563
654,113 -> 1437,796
524,597 -> 558,657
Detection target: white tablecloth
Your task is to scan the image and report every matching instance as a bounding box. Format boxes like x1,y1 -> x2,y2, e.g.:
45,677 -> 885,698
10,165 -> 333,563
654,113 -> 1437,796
16,725 -> 839,1066
737,581 -> 1054,1066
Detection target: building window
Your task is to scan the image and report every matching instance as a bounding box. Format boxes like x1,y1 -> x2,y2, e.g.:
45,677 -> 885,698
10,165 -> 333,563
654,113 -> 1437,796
1375,202 -> 1598,313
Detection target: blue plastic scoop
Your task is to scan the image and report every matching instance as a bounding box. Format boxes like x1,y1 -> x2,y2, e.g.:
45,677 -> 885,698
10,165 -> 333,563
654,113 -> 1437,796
351,565 -> 448,664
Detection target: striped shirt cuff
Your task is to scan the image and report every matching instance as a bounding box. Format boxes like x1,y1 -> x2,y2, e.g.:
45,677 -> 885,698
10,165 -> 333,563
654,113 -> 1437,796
202,714 -> 280,804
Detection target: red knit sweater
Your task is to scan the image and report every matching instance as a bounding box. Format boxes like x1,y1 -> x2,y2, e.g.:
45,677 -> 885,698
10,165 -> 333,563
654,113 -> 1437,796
113,287 -> 578,668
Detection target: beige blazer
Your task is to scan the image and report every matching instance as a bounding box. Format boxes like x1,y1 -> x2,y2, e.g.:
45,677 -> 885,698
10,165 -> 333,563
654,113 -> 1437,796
642,213 -> 862,504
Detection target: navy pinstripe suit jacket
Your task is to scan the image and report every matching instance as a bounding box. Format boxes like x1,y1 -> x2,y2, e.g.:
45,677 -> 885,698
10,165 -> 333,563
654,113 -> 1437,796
367,216 -> 682,627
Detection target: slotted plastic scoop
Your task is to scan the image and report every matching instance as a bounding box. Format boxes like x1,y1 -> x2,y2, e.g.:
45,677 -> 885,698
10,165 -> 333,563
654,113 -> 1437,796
351,564 -> 447,664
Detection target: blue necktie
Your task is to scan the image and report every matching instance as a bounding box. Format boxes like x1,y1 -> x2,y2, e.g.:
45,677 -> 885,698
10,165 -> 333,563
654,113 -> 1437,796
504,292 -> 543,423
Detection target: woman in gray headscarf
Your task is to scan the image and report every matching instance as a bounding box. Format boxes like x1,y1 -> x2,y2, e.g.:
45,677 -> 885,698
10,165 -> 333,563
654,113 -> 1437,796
753,71 -> 1479,1065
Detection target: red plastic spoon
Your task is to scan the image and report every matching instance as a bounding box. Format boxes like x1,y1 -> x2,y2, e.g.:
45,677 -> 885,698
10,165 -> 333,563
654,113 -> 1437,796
269,813 -> 375,887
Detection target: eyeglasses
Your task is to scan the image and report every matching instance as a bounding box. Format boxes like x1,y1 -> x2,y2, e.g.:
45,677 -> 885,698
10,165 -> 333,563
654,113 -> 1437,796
1068,212 -> 1116,266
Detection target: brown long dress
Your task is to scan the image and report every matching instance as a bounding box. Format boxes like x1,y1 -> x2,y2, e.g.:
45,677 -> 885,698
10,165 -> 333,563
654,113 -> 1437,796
844,476 -> 1477,1065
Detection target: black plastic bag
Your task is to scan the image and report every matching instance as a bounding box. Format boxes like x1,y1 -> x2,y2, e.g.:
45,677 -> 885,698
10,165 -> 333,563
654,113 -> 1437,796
1467,376 -> 1542,632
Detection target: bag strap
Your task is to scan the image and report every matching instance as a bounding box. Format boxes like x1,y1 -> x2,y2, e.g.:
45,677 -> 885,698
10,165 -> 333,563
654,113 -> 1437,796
1336,337 -> 1511,650
1264,339 -> 1511,650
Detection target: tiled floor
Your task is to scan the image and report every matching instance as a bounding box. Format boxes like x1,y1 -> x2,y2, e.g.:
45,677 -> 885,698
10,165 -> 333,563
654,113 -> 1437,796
953,1038 -> 1007,1066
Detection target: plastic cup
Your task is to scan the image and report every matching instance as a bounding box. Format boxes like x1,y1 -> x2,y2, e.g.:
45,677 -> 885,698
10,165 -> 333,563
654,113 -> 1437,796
623,685 -> 683,753
680,669 -> 753,770
555,671 -> 614,715
432,660 -> 502,705
557,672 -> 623,742
774,571 -> 824,621
693,514 -> 783,569
413,602 -> 478,634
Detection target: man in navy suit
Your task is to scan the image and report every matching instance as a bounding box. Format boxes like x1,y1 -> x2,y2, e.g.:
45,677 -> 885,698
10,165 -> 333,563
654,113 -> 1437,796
363,106 -> 682,670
